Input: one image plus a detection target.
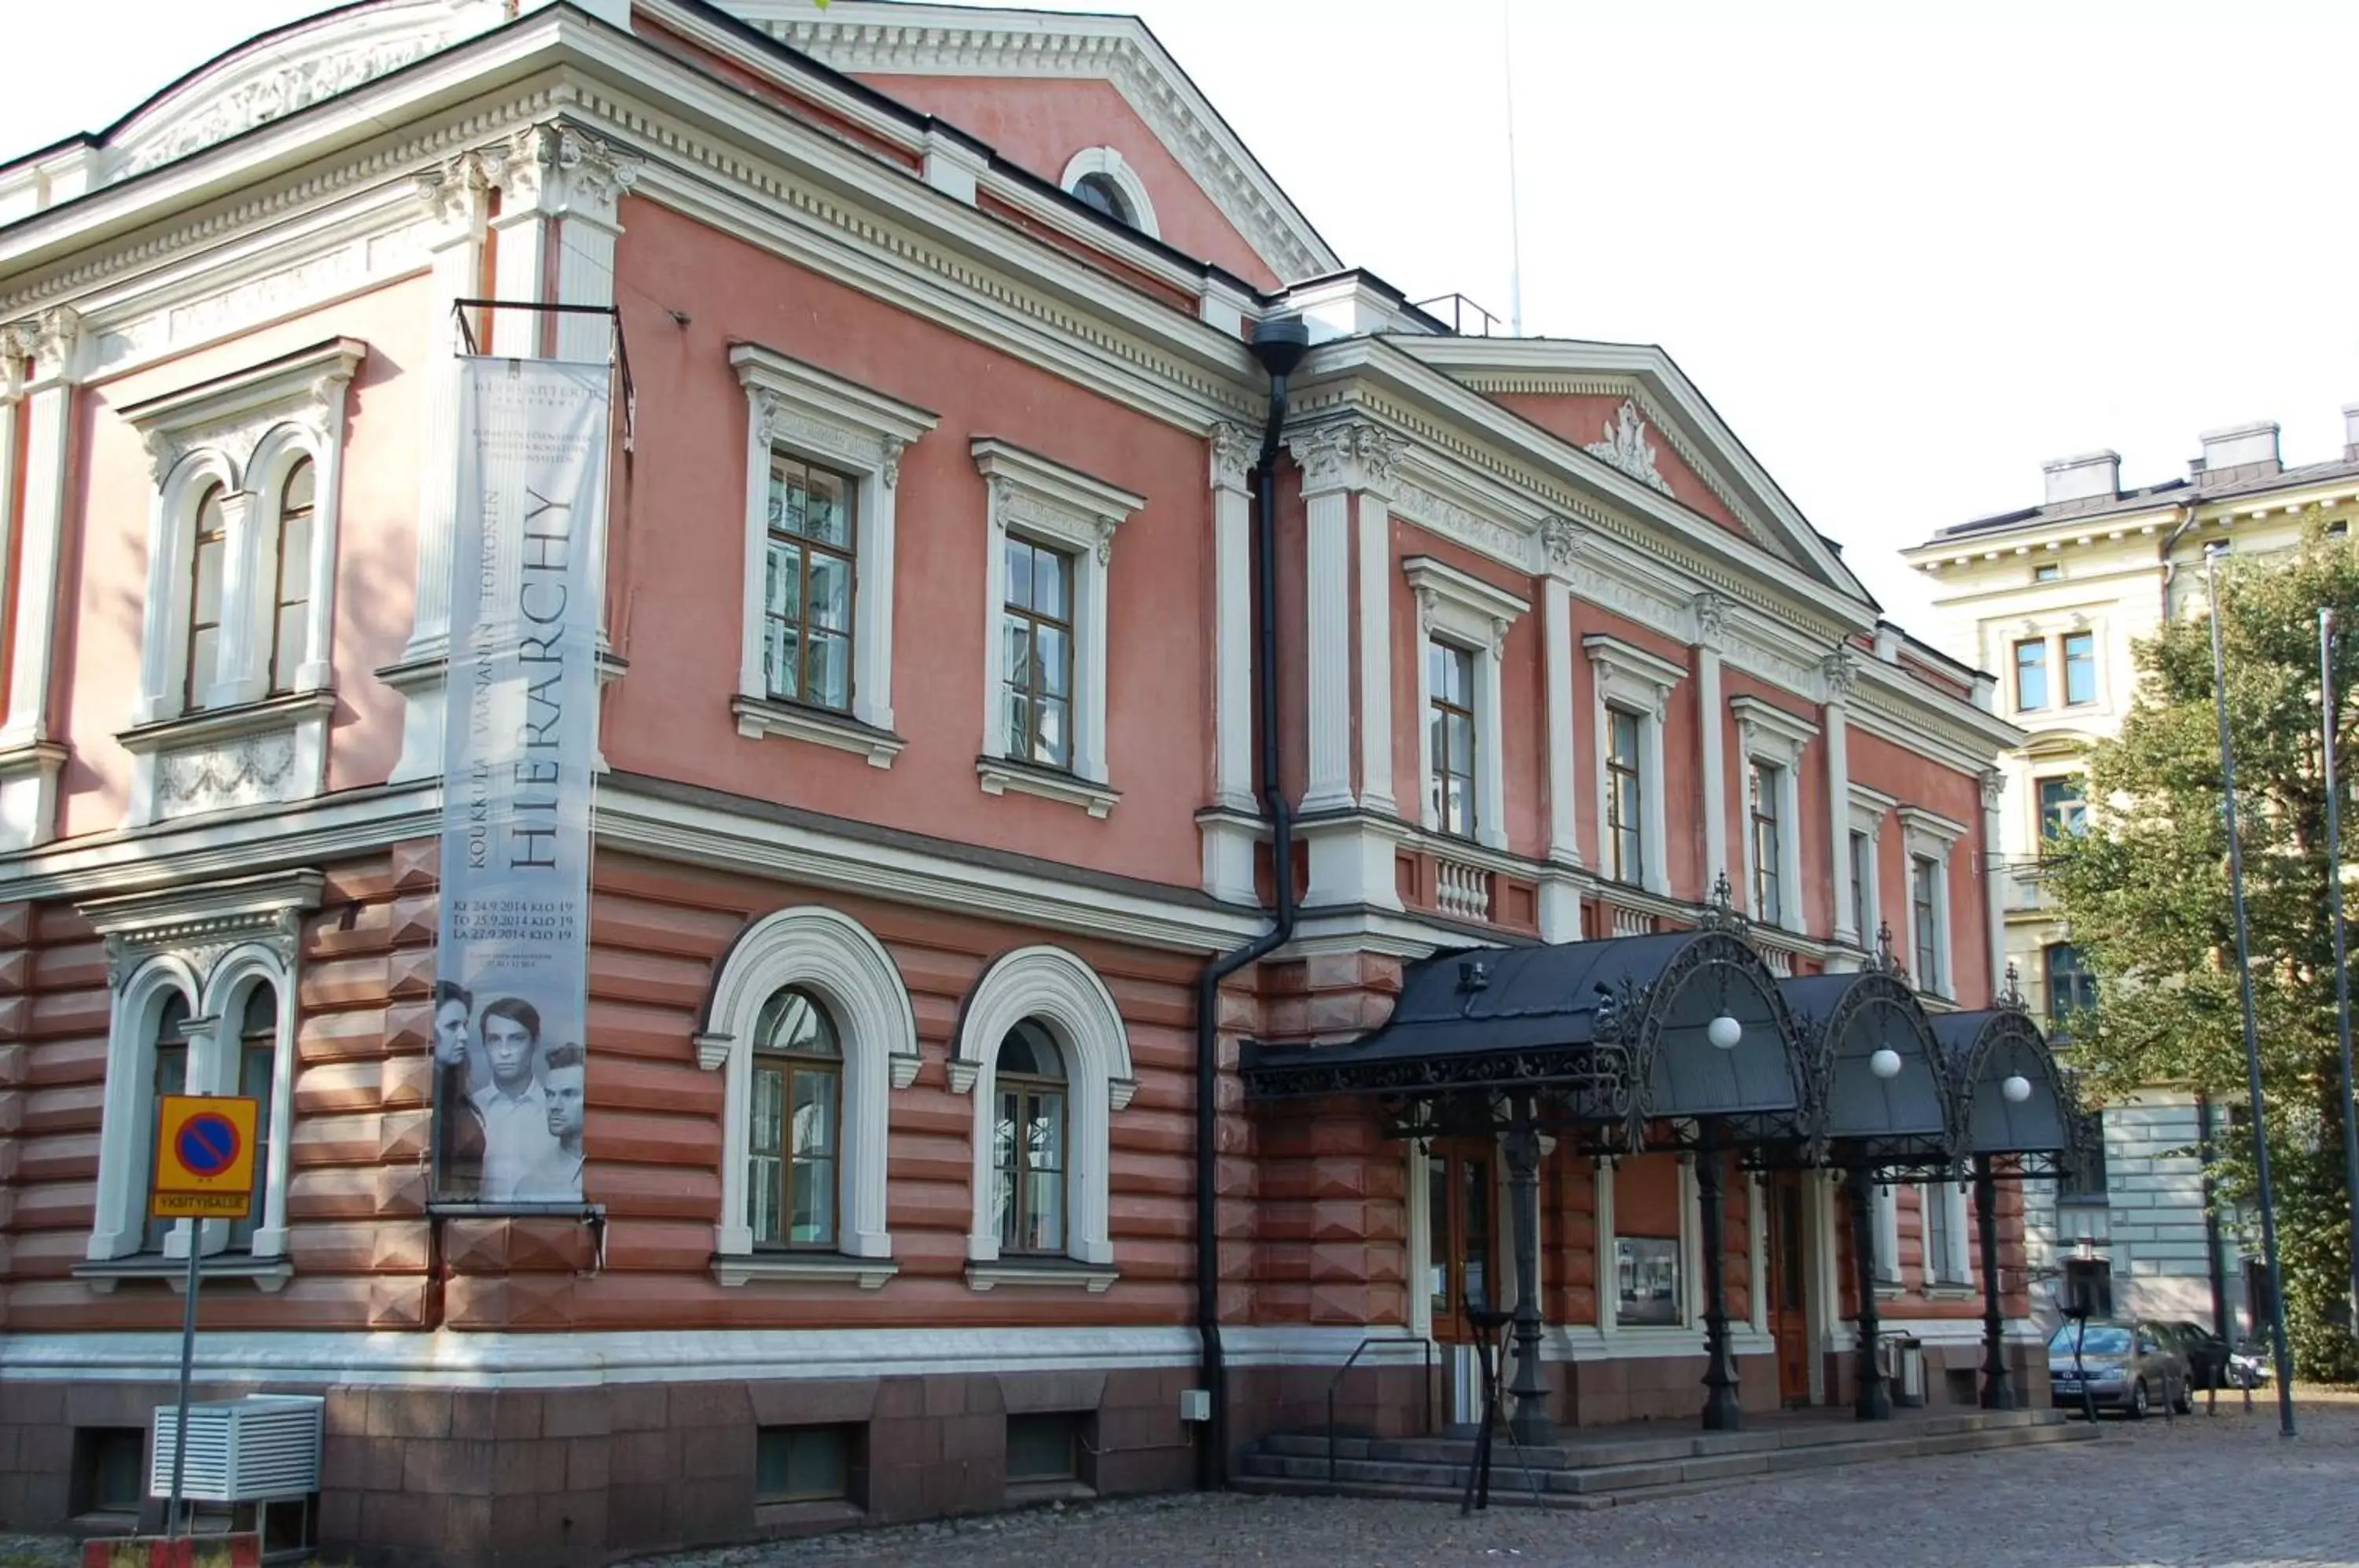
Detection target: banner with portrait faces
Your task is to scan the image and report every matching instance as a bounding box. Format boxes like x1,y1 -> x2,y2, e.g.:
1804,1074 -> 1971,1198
432,356 -> 606,1204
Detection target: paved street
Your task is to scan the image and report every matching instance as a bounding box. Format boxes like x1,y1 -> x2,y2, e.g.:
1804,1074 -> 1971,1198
633,1399 -> 2359,1568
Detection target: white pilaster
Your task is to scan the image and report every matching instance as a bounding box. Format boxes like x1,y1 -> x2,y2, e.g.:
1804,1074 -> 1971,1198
1695,593 -> 1728,890
1288,421 -> 1407,817
1356,491 -> 1395,815
1542,568 -> 1579,867
1209,425 -> 1254,812
1982,768 -> 2007,1000
0,308 -> 81,756
1825,650 -> 1858,948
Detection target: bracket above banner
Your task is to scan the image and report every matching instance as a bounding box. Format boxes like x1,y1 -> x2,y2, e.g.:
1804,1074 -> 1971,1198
451,297 -> 636,453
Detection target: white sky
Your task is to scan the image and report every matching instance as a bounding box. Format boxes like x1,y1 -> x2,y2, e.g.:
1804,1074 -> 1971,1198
8,0 -> 2357,634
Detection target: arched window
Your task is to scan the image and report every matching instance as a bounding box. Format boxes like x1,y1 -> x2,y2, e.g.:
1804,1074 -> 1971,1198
226,986 -> 278,1253
1071,172 -> 1133,227
749,986 -> 841,1251
269,458 -> 315,695
142,995 -> 195,1255
993,1021 -> 1067,1255
183,484 -> 229,712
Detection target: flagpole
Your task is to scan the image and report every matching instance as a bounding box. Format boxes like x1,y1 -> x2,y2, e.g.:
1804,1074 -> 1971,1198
2207,544 -> 2295,1437
2320,607 -> 2359,1334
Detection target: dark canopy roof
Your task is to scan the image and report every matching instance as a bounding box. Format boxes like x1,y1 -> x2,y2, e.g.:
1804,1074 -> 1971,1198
1754,969 -> 1962,1175
1241,924 -> 1811,1152
1933,1006 -> 2082,1173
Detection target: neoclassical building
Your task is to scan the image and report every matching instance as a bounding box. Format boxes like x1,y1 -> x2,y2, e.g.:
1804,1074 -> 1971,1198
1905,411 -> 2359,1334
0,1 -> 2041,1559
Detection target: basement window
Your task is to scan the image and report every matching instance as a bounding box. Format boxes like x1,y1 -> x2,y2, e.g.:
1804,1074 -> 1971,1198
756,1424 -> 859,1504
71,1427 -> 145,1517
1006,1412 -> 1084,1483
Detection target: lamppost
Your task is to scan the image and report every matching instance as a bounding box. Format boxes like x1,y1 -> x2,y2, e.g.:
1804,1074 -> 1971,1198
2317,608 -> 2359,1334
2206,544 -> 2297,1437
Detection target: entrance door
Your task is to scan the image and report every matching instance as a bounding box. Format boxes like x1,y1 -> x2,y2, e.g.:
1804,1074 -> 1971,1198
1426,1141 -> 1499,1344
1766,1171 -> 1812,1406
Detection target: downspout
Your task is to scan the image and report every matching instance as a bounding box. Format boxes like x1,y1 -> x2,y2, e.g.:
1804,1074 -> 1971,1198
1194,313 -> 1310,1491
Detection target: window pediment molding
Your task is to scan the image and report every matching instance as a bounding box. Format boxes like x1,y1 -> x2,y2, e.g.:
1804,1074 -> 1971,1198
124,337 -> 366,489
1403,555 -> 1529,653
1584,634 -> 1687,720
1898,804 -> 1971,856
972,436 -> 1146,560
80,868 -> 322,990
1849,782 -> 1899,838
1731,694 -> 1819,765
729,342 -> 939,485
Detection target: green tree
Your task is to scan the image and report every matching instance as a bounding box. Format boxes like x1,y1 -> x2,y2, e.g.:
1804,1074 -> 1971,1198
2047,528 -> 2359,1382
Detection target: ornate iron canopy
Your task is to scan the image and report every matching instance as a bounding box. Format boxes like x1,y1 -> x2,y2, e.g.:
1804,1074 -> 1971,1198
1931,996 -> 2088,1179
1750,965 -> 1963,1179
1240,893 -> 1812,1156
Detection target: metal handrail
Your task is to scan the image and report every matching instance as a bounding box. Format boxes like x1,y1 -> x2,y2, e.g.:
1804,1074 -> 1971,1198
1326,1334 -> 1433,1483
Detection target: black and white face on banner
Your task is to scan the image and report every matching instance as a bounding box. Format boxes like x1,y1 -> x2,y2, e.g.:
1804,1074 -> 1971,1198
433,357 -> 607,1205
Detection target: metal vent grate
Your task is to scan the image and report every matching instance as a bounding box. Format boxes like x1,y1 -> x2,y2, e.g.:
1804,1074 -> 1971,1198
149,1396 -> 324,1502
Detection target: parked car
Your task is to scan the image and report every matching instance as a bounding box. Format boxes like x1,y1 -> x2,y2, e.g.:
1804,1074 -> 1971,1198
2227,1338 -> 2274,1389
2048,1319 -> 2193,1418
2154,1320 -> 2232,1390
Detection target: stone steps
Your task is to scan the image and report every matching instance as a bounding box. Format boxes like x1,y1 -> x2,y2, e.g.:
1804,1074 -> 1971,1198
1233,1410 -> 2096,1510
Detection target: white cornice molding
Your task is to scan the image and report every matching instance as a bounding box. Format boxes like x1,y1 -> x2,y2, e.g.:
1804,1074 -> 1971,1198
751,2 -> 1338,282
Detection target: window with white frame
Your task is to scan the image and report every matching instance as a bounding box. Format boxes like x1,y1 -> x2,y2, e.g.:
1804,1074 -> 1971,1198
79,871 -> 317,1287
730,344 -> 938,767
1849,784 -> 1896,953
1606,708 -> 1647,885
1898,806 -> 1967,999
1595,1154 -> 1702,1332
1407,558 -> 1528,852
1732,697 -> 1815,933
1058,147 -> 1161,239
1586,636 -> 1685,896
1921,1180 -> 1970,1286
1874,1181 -> 1901,1285
949,946 -> 1137,1288
697,905 -> 920,1289
118,340 -> 362,827
973,440 -> 1145,818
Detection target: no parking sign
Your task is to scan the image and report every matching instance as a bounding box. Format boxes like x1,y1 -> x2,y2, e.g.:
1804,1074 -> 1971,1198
149,1095 -> 259,1220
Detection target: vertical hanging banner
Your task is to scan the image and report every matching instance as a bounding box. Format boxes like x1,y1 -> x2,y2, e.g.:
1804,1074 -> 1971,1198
433,357 -> 607,1204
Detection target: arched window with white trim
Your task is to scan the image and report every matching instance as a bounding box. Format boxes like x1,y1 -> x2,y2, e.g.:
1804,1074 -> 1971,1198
268,455 -> 316,696
697,907 -> 918,1289
951,946 -> 1135,1289
1058,147 -> 1159,240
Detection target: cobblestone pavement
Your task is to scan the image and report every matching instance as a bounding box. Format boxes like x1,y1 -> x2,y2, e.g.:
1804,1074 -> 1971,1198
626,1399 -> 2359,1568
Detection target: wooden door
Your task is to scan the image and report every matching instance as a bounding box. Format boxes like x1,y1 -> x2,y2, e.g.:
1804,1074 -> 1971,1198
1766,1171 -> 1813,1405
1426,1142 -> 1499,1345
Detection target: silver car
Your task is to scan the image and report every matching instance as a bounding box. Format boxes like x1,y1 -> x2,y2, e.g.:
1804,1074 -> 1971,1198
2048,1320 -> 2192,1418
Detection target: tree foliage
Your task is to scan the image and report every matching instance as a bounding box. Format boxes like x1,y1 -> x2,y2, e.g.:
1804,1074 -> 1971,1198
2047,529 -> 2359,1380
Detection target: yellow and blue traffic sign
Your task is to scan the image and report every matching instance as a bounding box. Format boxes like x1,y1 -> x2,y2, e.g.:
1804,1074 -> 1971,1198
150,1094 -> 259,1220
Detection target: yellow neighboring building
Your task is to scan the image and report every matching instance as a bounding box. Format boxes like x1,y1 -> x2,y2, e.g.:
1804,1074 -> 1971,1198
1904,407 -> 2359,1336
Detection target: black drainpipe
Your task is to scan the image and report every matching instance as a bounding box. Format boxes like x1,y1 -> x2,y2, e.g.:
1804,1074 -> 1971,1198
1195,313 -> 1310,1491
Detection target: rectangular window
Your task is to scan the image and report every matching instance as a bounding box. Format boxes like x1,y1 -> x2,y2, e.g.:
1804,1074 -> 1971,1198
226,1010 -> 274,1254
994,1083 -> 1066,1255
1428,641 -> 1478,838
186,488 -> 229,712
2013,639 -> 2048,712
756,1424 -> 859,1504
71,1428 -> 147,1516
268,460 -> 315,697
2039,777 -> 2087,841
762,454 -> 858,712
1614,1235 -> 1683,1327
1849,830 -> 1872,935
1001,536 -> 1075,768
1911,854 -> 1940,988
2059,1111 -> 2109,1205
2033,562 -> 2061,583
1924,1184 -> 1953,1283
2062,1257 -> 2114,1318
2048,942 -> 2097,1024
749,1055 -> 839,1251
142,1031 -> 190,1256
1606,708 -> 1644,885
1006,1413 -> 1084,1483
1750,760 -> 1783,925
2063,631 -> 2097,706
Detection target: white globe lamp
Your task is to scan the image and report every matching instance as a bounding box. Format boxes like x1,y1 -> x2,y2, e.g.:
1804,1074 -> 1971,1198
2002,1073 -> 2033,1104
1869,1047 -> 1903,1080
1706,1013 -> 1743,1051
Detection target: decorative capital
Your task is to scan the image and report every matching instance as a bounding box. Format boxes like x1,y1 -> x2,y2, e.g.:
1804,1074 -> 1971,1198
1541,516 -> 1585,575
1691,590 -> 1728,647
1286,420 -> 1409,499
880,437 -> 905,490
1980,767 -> 2006,812
496,122 -> 642,223
142,429 -> 182,490
414,148 -> 494,230
1209,422 -> 1254,492
1094,521 -> 1117,567
1489,616 -> 1511,661
1415,586 -> 1437,635
2,306 -> 81,385
1822,646 -> 1859,702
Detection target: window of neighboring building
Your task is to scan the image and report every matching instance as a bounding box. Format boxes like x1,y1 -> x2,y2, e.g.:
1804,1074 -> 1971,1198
1001,536 -> 1077,771
2062,1257 -> 2114,1318
2014,638 -> 2049,712
2059,1110 -> 2109,1205
1607,709 -> 1645,885
2048,943 -> 2097,1026
2039,776 -> 2088,841
141,994 -> 195,1256
2033,561 -> 2061,583
1911,855 -> 1941,990
265,459 -> 316,697
994,1021 -> 1068,1257
761,454 -> 859,713
756,1424 -> 859,1504
1427,640 -> 1478,839
1750,760 -> 1785,926
749,986 -> 842,1252
2063,630 -> 2098,706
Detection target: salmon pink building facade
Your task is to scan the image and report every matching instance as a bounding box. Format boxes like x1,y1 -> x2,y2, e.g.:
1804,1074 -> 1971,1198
0,2 -> 2044,1559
